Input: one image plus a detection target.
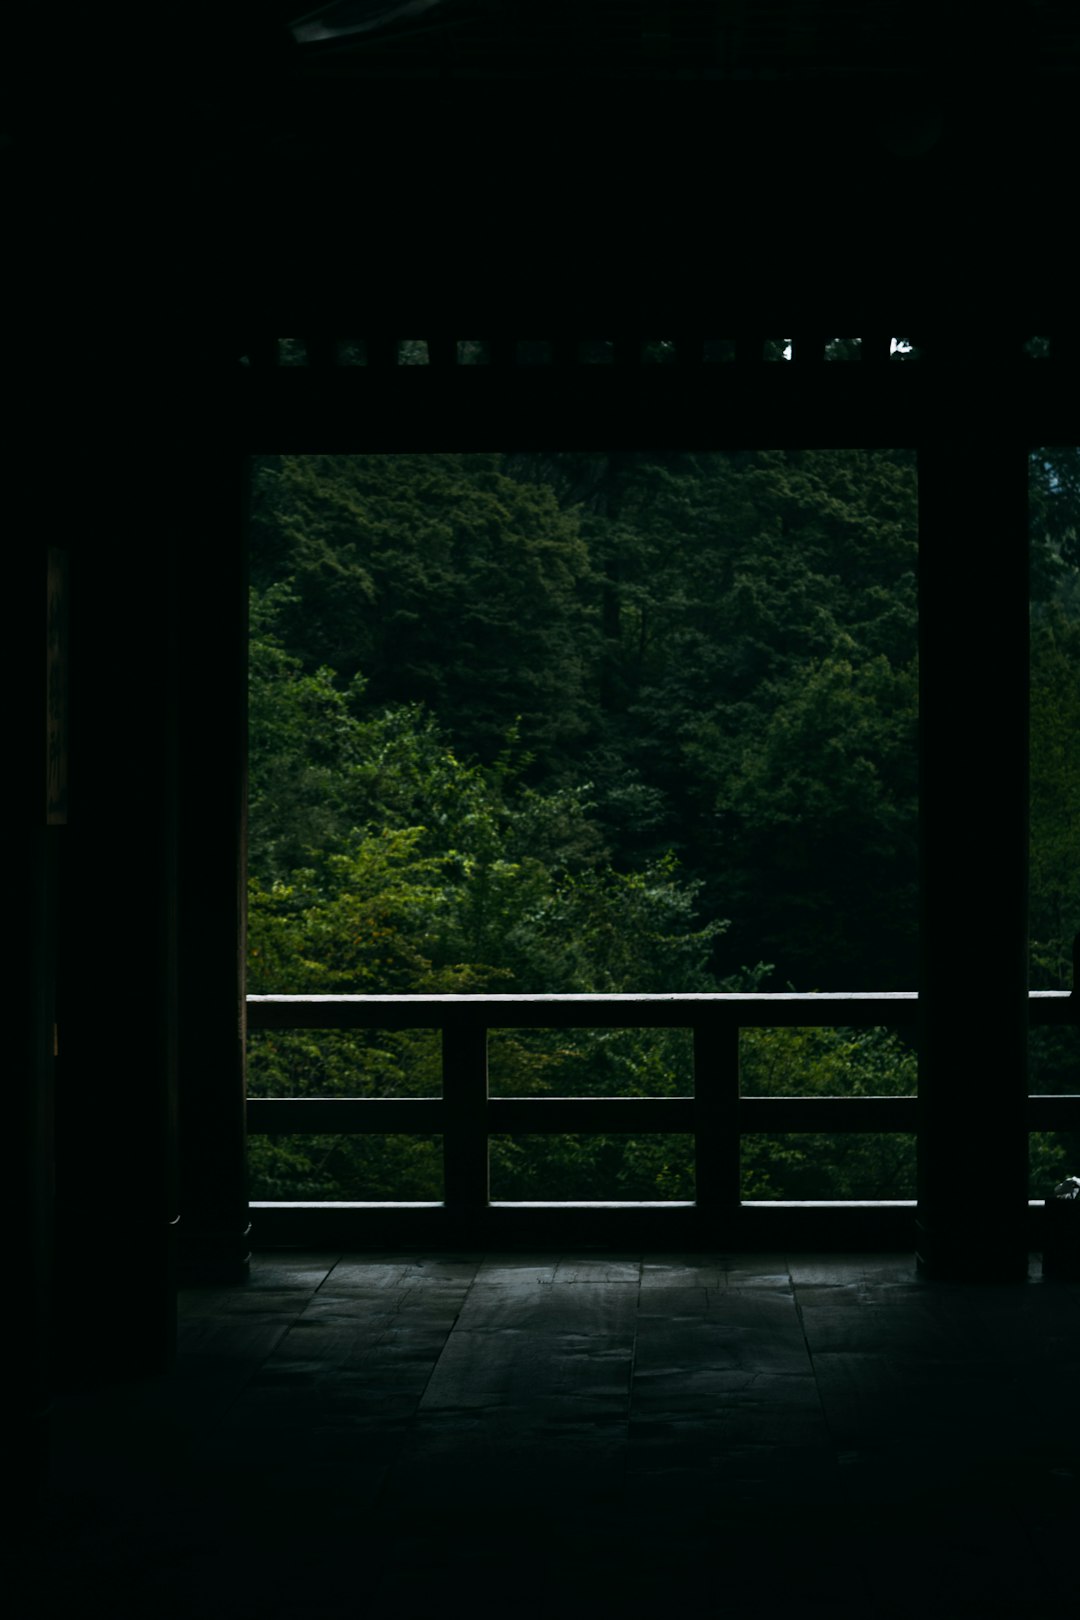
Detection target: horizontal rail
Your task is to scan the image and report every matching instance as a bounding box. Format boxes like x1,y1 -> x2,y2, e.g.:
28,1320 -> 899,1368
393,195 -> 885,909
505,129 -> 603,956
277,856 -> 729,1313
246,1094 -> 925,1135
1028,1095 -> 1080,1130
245,1096 -> 697,1135
248,991 -> 922,1029
247,1097 -> 444,1134
247,1092 -> 1080,1136
490,1097 -> 695,1133
248,990 -> 1075,1030
245,993 -> 1077,1161
738,1097 -> 917,1132
1029,990 -> 1079,1024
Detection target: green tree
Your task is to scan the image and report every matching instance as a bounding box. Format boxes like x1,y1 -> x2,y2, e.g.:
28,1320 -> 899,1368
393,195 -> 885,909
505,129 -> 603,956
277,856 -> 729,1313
1029,604 -> 1080,992
246,448 -> 929,1201
248,453 -> 601,776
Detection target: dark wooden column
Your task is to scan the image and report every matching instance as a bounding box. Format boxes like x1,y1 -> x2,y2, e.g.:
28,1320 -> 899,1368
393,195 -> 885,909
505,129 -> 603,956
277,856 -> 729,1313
176,453 -> 251,1282
916,394 -> 1030,1278
10,541 -> 62,1495
54,516 -> 180,1378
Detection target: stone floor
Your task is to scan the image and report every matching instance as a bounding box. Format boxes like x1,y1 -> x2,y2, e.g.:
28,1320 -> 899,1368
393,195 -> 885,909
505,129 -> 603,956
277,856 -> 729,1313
26,1252 -> 1080,1618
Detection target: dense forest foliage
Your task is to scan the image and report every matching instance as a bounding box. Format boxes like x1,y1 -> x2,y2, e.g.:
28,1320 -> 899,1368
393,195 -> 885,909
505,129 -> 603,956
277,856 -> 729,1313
245,449 -> 1079,1202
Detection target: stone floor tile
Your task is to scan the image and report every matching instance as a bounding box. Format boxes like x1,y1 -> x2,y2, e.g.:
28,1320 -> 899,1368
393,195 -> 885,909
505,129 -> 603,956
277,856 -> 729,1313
793,1276 -> 871,1304
635,1313 -> 810,1377
296,1286 -> 412,1321
453,1279 -> 640,1335
174,1316 -> 294,1365
724,1255 -> 792,1287
553,1256 -> 642,1283
636,1283 -> 711,1315
39,1250 -> 1080,1620
796,1300 -> 963,1356
176,1286 -> 322,1321
399,1255 -> 485,1280
244,1253 -> 342,1289
640,1257 -> 728,1288
473,1255 -> 560,1285
417,1326 -> 634,1420
316,1259 -> 412,1289
788,1253 -> 879,1284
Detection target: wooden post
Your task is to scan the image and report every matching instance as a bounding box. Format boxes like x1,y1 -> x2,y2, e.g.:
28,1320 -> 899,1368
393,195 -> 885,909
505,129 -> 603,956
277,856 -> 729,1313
304,337 -> 339,369
694,1023 -> 740,1237
366,336 -> 399,369
11,540 -> 62,1497
791,335 -> 825,363
673,336 -> 705,365
916,415 -> 1030,1278
175,452 -> 251,1282
54,512 -> 180,1373
488,338 -> 515,370
442,1024 -> 489,1214
735,335 -> 764,365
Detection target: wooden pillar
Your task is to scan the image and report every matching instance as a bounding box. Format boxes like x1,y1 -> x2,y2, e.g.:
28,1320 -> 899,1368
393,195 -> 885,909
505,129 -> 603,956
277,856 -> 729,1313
10,540 -> 61,1498
176,453 -> 251,1281
916,410 -> 1030,1278
55,509 -> 180,1377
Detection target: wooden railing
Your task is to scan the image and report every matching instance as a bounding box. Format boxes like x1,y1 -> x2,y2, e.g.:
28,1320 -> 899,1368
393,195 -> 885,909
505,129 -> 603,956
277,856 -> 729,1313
246,991 -> 1077,1208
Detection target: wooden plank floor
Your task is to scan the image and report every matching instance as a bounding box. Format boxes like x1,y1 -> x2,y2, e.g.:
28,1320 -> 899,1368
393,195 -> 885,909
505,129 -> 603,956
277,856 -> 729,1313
29,1253 -> 1080,1618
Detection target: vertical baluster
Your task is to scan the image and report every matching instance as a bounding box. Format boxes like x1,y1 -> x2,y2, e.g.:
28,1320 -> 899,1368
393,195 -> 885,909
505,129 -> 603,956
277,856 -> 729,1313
488,337 -> 515,369
861,335 -> 891,365
245,339 -> 280,367
442,1023 -> 489,1211
791,335 -> 825,363
734,334 -> 764,364
366,336 -> 399,369
694,1020 -> 740,1231
673,336 -> 705,365
516,340 -> 550,365
304,337 -> 338,368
